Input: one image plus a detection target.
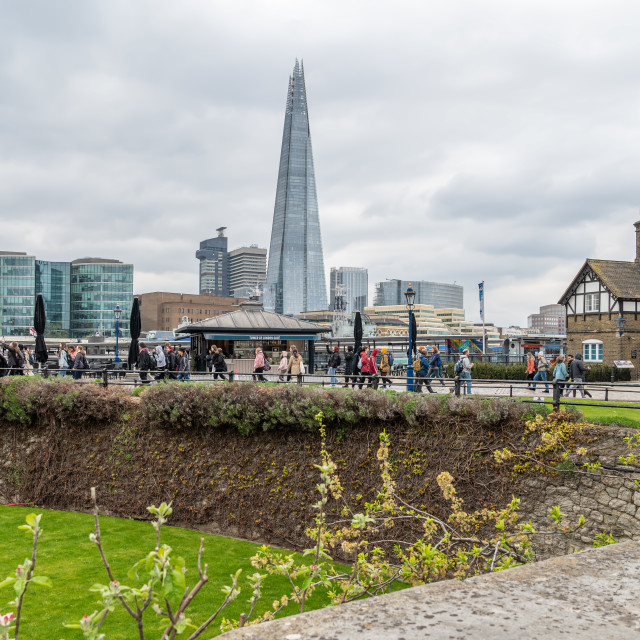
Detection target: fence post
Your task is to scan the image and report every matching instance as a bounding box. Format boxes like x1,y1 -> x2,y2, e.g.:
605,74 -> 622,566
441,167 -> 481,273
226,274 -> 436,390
454,376 -> 461,397
372,375 -> 379,390
297,374 -> 303,387
229,370 -> 235,383
102,367 -> 109,388
509,384 -> 513,398
552,380 -> 561,411
605,387 -> 609,402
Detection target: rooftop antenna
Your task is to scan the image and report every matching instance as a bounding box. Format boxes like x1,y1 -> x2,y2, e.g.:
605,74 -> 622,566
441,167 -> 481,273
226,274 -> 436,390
216,227 -> 227,237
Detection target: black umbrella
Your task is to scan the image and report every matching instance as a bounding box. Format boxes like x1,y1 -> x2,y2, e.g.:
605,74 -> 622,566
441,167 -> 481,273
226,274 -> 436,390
353,311 -> 363,350
127,298 -> 141,369
34,293 -> 48,364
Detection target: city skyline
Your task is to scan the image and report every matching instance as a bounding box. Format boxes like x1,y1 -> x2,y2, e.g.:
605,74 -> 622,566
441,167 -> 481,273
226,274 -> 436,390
2,2 -> 639,326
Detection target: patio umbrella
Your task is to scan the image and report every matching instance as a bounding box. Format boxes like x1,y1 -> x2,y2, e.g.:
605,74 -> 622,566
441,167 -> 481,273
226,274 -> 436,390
34,293 -> 48,364
127,298 -> 141,369
353,311 -> 363,351
411,313 -> 417,357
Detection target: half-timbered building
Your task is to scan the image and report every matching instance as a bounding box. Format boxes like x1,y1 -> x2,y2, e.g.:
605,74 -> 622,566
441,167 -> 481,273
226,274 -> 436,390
558,221 -> 640,377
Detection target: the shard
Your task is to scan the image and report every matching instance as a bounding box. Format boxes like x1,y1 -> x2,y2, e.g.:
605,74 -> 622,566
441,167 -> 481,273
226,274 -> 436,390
264,60 -> 327,315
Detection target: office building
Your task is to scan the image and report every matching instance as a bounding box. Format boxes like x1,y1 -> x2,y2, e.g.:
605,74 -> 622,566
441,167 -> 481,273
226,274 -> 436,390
229,245 -> 267,298
70,258 -> 133,338
36,260 -> 71,337
330,267 -> 368,315
196,227 -> 229,296
374,279 -> 463,309
264,60 -> 327,315
0,252 -> 36,337
528,304 -> 566,334
137,292 -> 245,333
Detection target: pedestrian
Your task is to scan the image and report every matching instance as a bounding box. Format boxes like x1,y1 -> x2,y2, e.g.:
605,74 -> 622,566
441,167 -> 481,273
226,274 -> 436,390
164,342 -> 178,380
428,346 -> 445,388
137,342 -> 152,384
327,345 -> 341,387
458,348 -> 473,395
379,347 -> 392,388
213,347 -> 228,381
415,346 -> 434,393
553,354 -> 569,396
22,345 -> 34,376
532,352 -> 550,393
358,346 -> 373,389
58,342 -> 71,377
154,345 -> 167,380
0,347 -> 7,378
343,346 -> 355,387
206,345 -> 217,375
351,346 -> 364,388
0,340 -> 24,375
287,345 -> 304,381
277,350 -> 288,382
72,345 -> 88,380
253,347 -> 267,382
68,346 -> 77,374
177,348 -> 190,381
525,353 -> 536,389
567,353 -> 591,398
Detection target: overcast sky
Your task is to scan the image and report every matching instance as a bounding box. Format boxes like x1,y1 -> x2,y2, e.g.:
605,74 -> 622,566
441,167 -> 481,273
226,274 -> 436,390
2,0 -> 640,326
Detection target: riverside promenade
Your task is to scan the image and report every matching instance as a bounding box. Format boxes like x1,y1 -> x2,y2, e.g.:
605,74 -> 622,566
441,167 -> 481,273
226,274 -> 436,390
226,541 -> 640,639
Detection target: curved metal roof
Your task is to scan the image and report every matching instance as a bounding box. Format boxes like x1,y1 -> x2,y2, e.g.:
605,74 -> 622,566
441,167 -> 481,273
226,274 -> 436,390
176,304 -> 326,335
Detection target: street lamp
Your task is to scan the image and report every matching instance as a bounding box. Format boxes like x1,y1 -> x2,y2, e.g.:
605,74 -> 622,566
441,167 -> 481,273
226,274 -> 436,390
114,302 -> 122,363
615,315 -> 626,337
404,284 -> 416,391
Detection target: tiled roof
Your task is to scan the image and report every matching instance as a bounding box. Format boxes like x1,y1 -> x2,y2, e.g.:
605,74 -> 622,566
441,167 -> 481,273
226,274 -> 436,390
587,259 -> 640,299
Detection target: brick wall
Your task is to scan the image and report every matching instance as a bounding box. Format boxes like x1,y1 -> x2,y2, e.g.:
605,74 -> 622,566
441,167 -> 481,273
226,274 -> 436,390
566,314 -> 640,378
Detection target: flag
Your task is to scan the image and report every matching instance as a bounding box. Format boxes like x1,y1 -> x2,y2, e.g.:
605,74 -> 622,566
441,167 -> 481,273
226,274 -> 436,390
29,326 -> 37,337
478,282 -> 484,319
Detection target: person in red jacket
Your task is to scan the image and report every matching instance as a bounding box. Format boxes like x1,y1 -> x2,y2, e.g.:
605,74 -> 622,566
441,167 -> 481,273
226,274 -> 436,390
358,347 -> 379,389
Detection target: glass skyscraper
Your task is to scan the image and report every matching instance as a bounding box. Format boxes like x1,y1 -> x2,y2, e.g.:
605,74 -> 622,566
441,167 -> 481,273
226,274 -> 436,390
330,267 -> 368,315
196,228 -> 229,296
36,260 -> 71,337
264,60 -> 327,315
374,279 -> 464,309
0,252 -> 36,336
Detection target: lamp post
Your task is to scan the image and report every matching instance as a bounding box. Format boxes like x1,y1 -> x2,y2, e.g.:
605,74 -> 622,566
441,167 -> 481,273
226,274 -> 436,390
114,302 -> 122,363
404,284 -> 416,391
615,315 -> 626,337
611,315 -> 626,383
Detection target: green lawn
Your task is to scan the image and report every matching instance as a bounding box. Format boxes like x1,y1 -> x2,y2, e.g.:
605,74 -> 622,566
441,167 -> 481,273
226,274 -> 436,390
565,400 -> 640,428
0,506 -> 348,639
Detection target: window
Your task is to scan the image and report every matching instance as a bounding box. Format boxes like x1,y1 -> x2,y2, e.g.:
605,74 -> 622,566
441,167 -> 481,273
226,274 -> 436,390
585,293 -> 600,313
582,339 -> 603,362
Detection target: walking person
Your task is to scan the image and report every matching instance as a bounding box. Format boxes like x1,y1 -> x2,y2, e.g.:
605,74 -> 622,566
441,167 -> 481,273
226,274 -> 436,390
415,346 -> 434,393
327,346 -> 341,387
137,342 -> 152,384
379,347 -> 393,388
532,352 -> 550,393
177,348 -> 190,381
58,342 -> 71,377
525,353 -> 536,389
72,345 -> 88,380
1,340 -> 24,375
458,349 -> 473,395
206,345 -> 217,375
253,347 -> 267,382
553,354 -> 569,397
357,346 -> 373,389
351,346 -> 364,388
22,346 -> 34,376
154,345 -> 167,380
164,342 -> 178,380
287,346 -> 304,382
567,353 -> 591,398
428,346 -> 445,388
343,346 -> 355,388
277,350 -> 288,382
213,347 -> 228,381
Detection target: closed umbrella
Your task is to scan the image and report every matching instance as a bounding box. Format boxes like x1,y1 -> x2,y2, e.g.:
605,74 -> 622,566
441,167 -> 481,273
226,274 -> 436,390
34,293 -> 48,365
127,298 -> 141,369
353,311 -> 363,351
411,313 -> 417,357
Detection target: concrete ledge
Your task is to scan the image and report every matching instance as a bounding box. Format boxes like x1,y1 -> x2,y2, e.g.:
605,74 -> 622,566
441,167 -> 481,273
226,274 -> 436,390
224,541 -> 640,639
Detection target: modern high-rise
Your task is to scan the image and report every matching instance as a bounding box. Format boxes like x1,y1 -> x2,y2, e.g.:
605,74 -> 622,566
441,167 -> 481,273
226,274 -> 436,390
528,304 -> 566,334
229,245 -> 267,298
374,279 -> 463,309
70,258 -> 133,338
196,227 -> 229,296
264,60 -> 327,315
0,252 -> 36,337
0,252 -> 133,338
330,267 -> 368,315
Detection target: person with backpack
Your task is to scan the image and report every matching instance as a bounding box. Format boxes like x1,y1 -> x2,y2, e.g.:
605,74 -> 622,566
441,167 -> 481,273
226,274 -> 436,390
72,345 -> 88,380
206,344 -> 217,375
428,346 -> 445,388
343,346 -> 355,388
137,342 -> 153,384
456,349 -> 473,394
177,348 -> 190,381
379,347 -> 393,388
532,351 -> 550,393
552,354 -> 569,396
154,345 -> 167,380
327,345 -> 341,387
286,345 -> 304,382
213,347 -> 228,381
566,353 -> 591,398
358,346 -> 374,389
1,340 -> 25,376
414,346 -> 434,393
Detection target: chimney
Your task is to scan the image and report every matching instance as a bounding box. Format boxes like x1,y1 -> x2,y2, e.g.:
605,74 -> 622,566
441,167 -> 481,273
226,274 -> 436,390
635,220 -> 640,263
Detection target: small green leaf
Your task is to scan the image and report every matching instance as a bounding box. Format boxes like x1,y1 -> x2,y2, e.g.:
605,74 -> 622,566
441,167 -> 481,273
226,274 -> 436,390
30,575 -> 52,588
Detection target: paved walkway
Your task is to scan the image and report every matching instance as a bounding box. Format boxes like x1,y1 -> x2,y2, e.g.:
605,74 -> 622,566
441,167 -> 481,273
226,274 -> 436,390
225,541 -> 640,640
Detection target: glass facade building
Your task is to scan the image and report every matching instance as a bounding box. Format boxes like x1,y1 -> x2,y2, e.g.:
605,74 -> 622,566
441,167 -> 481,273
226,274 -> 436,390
196,230 -> 229,296
70,259 -> 133,338
374,279 -> 464,309
264,60 -> 327,315
35,260 -> 71,337
0,252 -> 36,336
330,267 -> 368,315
